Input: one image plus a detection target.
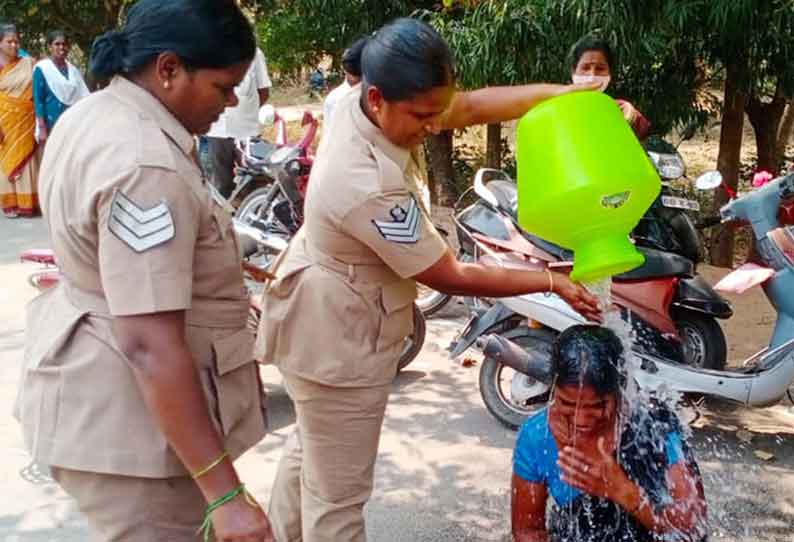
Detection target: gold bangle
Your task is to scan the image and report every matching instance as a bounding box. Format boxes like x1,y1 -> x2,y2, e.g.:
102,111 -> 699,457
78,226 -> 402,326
546,269 -> 554,294
192,451 -> 229,480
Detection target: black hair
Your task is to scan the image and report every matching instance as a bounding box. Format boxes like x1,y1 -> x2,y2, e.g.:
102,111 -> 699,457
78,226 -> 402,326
46,30 -> 68,46
569,35 -> 615,73
341,36 -> 367,78
551,325 -> 625,396
0,23 -> 17,41
90,0 -> 256,79
361,17 -> 455,102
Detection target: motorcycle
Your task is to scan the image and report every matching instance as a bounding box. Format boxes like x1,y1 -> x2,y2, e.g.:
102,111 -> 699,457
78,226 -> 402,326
479,170 -> 794,428
20,230 -> 426,374
448,168 -> 731,429
208,106 -> 318,221
416,133 -> 705,317
228,110 -> 318,268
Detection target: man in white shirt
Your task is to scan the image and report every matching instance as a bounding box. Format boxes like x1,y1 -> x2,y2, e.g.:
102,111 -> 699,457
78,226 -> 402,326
205,47 -> 272,197
322,37 -> 365,131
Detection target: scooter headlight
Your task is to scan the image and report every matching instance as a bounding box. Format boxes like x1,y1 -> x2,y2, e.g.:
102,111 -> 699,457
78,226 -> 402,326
648,151 -> 685,180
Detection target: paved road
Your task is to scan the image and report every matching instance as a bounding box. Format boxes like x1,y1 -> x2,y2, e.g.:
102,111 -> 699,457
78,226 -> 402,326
1,215 -> 793,541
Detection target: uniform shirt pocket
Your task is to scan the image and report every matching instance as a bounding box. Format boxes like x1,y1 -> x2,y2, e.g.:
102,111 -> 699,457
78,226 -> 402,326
210,327 -> 264,436
376,280 -> 417,352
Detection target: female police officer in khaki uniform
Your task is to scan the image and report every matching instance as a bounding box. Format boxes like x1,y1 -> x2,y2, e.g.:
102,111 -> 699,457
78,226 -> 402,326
257,18 -> 601,542
14,2 -> 274,541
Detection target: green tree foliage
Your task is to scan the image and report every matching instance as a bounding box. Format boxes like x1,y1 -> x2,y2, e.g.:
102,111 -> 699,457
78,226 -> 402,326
429,0 -> 708,136
0,0 -> 134,62
256,0 -> 437,77
0,0 -> 264,69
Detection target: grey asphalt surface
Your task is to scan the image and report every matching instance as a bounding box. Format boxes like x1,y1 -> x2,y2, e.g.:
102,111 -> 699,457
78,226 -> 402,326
1,214 -> 793,541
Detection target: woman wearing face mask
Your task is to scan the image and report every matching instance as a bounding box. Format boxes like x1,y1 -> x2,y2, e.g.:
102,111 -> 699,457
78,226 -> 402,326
32,30 -> 90,144
570,35 -> 651,141
256,17 -> 602,542
511,325 -> 707,542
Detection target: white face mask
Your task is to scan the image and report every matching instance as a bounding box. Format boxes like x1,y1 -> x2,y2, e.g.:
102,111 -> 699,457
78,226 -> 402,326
572,74 -> 611,92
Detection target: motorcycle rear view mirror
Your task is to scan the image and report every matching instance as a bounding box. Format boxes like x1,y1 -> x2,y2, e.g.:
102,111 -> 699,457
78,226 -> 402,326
259,104 -> 276,126
473,168 -> 507,208
696,170 -> 723,191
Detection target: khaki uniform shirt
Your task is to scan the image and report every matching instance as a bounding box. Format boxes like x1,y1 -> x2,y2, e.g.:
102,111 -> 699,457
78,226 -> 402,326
255,88 -> 447,386
14,77 -> 266,478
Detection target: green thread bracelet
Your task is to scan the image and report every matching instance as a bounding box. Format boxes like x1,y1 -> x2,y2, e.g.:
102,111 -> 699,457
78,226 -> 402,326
199,484 -> 247,542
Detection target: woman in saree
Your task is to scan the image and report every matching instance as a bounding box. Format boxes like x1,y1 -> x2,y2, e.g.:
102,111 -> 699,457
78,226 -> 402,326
0,23 -> 40,218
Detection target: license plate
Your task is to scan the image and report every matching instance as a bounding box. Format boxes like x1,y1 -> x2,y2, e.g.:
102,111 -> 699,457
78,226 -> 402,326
661,196 -> 700,211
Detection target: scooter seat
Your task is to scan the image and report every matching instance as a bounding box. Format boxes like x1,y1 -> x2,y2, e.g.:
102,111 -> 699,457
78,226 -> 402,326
249,139 -> 278,161
20,248 -> 56,265
519,231 -> 574,261
487,180 -> 519,218
615,247 -> 693,281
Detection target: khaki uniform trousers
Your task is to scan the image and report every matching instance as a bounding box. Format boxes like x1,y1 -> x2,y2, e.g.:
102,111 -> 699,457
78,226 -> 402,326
269,372 -> 391,542
51,467 -> 205,541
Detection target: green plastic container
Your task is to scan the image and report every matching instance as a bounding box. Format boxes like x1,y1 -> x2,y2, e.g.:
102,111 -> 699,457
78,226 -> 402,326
517,91 -> 661,283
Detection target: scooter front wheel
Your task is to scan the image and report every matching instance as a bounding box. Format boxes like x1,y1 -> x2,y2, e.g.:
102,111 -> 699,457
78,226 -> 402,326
674,310 -> 727,370
478,327 -> 554,430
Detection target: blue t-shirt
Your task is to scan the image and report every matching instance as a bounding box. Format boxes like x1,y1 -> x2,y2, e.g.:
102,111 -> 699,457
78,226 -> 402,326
513,409 -> 684,507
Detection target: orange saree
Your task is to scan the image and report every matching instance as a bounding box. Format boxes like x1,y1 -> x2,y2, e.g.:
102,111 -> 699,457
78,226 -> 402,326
0,56 -> 39,216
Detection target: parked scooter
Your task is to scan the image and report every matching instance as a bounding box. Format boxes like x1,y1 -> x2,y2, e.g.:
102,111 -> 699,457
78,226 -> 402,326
417,134 -> 705,317
448,168 -> 732,429
471,170 -> 794,429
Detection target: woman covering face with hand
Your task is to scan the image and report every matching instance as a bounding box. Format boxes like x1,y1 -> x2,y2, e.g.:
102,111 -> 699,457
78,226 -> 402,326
257,17 -> 601,542
511,325 -> 707,542
15,2 -> 274,541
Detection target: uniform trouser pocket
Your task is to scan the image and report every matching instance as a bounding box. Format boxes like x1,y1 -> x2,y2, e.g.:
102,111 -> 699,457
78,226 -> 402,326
272,373 -> 391,542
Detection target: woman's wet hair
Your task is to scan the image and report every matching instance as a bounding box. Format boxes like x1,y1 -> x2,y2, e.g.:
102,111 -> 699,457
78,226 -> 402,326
361,17 -> 455,102
0,23 -> 18,41
90,0 -> 256,79
46,30 -> 68,46
342,36 -> 367,78
569,35 -> 614,73
551,325 -> 624,396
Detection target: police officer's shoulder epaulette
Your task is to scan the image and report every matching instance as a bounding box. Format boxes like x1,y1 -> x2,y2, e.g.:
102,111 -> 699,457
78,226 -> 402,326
368,143 -> 406,194
135,113 -> 178,172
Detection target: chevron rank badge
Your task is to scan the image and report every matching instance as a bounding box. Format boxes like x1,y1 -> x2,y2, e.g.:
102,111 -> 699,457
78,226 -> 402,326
108,190 -> 176,253
372,195 -> 422,244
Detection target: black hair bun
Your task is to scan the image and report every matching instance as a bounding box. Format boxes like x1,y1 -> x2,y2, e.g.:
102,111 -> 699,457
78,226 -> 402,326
89,30 -> 127,79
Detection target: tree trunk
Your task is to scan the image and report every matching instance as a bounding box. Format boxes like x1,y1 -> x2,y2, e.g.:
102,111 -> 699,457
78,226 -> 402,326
776,101 -> 794,165
746,81 -> 788,174
485,123 -> 502,169
709,62 -> 748,268
425,130 -> 457,207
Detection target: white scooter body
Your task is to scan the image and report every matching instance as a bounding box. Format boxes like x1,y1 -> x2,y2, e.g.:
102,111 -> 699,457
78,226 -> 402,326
469,170 -> 794,408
